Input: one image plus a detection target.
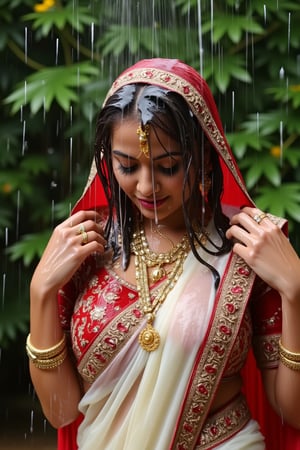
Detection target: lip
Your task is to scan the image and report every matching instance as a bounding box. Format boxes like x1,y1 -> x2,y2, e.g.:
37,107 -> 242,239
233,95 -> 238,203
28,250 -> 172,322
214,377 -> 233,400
137,197 -> 167,210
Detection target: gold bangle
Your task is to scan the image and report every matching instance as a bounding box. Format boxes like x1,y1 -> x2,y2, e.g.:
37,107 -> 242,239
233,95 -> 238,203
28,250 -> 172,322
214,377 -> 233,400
279,339 -> 300,362
280,353 -> 300,371
26,333 -> 66,360
29,347 -> 68,370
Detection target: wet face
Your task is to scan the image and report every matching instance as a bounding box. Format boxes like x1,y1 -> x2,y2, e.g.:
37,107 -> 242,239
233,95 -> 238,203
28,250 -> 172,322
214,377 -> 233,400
111,118 -> 190,228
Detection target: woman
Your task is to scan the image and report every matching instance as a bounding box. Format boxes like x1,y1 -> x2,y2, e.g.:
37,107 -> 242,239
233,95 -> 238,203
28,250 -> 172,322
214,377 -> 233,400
28,59 -> 300,449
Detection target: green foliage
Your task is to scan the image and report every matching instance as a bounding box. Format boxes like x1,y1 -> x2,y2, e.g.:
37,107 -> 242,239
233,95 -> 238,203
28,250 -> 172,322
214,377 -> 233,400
6,230 -> 52,266
1,0 -> 300,347
23,3 -> 94,35
5,63 -> 99,113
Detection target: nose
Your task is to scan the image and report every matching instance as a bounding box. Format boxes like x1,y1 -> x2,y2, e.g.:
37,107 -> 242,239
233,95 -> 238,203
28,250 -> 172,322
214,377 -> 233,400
136,167 -> 157,197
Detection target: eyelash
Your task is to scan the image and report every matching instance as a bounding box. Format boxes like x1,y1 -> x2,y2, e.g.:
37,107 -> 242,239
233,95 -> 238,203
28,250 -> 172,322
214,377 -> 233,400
118,163 -> 180,176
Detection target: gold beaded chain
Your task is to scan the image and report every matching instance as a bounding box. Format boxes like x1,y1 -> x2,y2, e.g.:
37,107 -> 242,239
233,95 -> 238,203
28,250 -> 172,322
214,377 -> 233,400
131,223 -> 206,352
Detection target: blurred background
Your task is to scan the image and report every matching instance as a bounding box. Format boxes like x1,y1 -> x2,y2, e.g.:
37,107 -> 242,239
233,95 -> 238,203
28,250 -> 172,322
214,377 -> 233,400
1,0 -> 300,447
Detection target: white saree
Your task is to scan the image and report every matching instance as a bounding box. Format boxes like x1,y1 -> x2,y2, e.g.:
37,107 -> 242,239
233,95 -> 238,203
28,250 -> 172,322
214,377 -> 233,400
77,233 -> 264,450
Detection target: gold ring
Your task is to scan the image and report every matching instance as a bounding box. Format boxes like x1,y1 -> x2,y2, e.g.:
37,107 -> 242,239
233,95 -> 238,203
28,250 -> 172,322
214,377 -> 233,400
81,231 -> 88,245
253,213 -> 268,224
77,223 -> 85,235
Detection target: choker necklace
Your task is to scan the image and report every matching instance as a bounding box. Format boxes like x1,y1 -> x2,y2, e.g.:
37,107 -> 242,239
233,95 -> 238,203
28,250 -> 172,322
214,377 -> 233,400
131,223 -> 206,352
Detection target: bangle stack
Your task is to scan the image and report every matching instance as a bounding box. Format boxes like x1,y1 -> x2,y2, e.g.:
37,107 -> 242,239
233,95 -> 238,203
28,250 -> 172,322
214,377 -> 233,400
279,339 -> 300,371
26,333 -> 67,370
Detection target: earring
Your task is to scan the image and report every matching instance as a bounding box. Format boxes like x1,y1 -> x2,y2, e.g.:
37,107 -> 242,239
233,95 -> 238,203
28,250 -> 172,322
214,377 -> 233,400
199,174 -> 212,198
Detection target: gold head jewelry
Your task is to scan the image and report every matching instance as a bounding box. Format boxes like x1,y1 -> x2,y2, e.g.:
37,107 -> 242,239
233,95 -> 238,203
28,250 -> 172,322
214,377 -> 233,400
136,124 -> 150,157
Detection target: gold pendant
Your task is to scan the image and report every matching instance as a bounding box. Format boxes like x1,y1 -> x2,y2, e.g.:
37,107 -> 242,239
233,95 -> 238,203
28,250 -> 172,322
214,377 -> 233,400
151,266 -> 166,283
138,323 -> 160,352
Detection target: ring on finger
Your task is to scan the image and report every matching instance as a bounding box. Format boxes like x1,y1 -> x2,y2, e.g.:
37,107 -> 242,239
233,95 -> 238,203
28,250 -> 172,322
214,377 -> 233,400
81,231 -> 88,245
253,212 -> 268,225
77,223 -> 85,235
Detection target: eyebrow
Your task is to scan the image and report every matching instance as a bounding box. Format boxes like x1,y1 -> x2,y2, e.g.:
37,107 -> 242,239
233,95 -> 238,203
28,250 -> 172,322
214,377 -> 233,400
112,150 -> 182,161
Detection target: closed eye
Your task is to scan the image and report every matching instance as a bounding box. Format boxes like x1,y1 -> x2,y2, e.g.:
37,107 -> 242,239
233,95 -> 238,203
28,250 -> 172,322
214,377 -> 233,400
118,163 -> 138,174
159,163 -> 180,176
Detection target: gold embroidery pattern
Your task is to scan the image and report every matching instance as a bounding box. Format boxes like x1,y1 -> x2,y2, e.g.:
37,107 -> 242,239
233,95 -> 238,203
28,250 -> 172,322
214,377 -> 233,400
105,68 -> 250,203
224,307 -> 252,377
172,255 -> 255,450
78,302 -> 142,383
253,333 -> 280,369
196,394 -> 251,449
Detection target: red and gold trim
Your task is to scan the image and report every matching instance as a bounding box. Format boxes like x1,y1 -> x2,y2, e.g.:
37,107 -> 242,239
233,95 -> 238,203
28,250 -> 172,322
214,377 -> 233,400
104,66 -> 250,204
253,333 -> 280,369
77,302 -> 143,383
196,394 -> 251,449
171,254 -> 255,450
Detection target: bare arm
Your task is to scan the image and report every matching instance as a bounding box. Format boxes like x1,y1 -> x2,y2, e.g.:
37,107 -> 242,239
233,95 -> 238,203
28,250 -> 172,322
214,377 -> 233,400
226,207 -> 300,429
29,210 -> 106,428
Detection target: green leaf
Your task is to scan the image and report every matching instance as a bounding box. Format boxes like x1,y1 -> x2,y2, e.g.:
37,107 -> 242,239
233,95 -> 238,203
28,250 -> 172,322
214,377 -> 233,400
203,15 -> 263,44
256,183 -> 300,221
6,230 -> 51,266
5,62 -> 99,114
284,147 -> 300,168
239,153 -> 282,188
0,300 -> 29,346
226,131 -> 271,159
204,55 -> 251,93
19,155 -> 49,175
23,3 -> 94,36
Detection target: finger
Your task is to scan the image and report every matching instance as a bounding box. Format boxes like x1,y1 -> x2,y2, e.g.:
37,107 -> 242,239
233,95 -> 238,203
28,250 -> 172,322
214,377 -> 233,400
67,210 -> 102,228
74,219 -> 104,235
78,230 -> 106,249
229,211 -> 259,233
239,207 -> 273,227
226,224 -> 253,247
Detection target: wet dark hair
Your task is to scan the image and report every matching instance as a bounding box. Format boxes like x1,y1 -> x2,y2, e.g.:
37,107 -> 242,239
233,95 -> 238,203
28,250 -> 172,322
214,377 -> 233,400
94,84 -> 232,288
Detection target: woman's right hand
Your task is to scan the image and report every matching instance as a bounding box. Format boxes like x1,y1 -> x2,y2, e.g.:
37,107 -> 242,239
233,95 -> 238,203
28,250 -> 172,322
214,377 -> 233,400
31,210 -> 107,297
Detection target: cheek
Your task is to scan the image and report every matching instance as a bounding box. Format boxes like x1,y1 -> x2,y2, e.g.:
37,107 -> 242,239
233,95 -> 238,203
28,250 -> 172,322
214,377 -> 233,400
112,168 -> 135,195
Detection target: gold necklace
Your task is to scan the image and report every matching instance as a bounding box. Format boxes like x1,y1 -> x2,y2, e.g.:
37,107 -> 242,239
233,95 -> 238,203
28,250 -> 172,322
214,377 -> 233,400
131,224 -> 205,352
136,226 -> 190,283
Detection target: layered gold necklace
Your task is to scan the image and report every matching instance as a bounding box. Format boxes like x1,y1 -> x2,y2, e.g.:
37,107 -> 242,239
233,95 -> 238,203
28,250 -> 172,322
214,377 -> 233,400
131,223 -> 206,352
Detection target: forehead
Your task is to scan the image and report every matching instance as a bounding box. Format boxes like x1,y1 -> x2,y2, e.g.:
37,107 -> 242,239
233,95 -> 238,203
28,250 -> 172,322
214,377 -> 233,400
111,118 -> 181,157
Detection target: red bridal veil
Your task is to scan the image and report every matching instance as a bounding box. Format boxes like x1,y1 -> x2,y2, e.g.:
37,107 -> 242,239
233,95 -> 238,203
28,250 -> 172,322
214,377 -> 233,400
58,59 -> 300,450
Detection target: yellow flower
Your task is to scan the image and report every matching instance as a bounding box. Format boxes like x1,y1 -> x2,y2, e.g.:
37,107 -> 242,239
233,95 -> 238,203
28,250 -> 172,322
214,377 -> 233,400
270,146 -> 282,158
290,85 -> 300,92
34,0 -> 55,13
2,183 -> 13,194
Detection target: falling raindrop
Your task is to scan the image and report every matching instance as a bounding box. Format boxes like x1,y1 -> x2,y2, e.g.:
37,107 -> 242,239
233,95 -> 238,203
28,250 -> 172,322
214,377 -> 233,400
55,38 -> 59,65
287,12 -> 291,53
24,80 -> 27,105
279,120 -> 283,166
5,227 -> 9,247
69,137 -> 73,194
197,0 -> 203,75
30,409 -> 34,433
91,22 -> 94,61
256,112 -> 260,135
22,120 -> 27,155
279,67 -> 285,80
2,273 -> 6,308
231,91 -> 235,130
16,189 -> 20,240
24,27 -> 28,64
263,5 -> 267,24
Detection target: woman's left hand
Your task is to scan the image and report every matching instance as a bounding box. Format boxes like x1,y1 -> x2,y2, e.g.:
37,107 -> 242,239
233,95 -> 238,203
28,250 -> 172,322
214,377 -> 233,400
226,207 -> 300,302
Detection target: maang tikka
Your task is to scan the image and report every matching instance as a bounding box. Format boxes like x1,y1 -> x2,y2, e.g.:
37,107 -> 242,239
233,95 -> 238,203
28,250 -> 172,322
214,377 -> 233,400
136,124 -> 150,157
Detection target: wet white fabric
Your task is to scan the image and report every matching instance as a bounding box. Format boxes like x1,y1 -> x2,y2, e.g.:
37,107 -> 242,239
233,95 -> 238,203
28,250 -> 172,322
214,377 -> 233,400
77,229 -> 230,450
214,419 -> 265,450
